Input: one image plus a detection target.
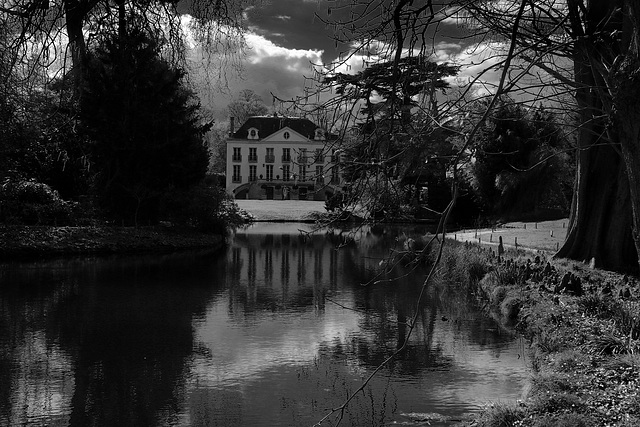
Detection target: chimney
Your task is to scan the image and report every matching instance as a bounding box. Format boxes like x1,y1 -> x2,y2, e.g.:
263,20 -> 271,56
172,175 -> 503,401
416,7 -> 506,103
229,117 -> 235,136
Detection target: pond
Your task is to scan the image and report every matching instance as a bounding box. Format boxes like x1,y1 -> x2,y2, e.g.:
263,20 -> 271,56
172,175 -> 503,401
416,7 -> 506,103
0,223 -> 530,426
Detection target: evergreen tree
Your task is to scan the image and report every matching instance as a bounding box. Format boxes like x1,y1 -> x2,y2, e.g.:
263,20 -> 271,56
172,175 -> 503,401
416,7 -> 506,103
81,30 -> 211,224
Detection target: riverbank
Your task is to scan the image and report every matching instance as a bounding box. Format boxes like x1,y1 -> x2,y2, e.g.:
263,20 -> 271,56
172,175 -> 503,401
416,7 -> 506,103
435,241 -> 640,427
0,225 -> 224,259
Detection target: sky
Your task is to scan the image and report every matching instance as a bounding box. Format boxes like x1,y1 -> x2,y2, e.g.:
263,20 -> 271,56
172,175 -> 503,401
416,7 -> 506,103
183,0 -> 504,124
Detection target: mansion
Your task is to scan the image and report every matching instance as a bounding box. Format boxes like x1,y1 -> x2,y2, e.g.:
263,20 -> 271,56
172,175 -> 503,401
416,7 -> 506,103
225,115 -> 343,200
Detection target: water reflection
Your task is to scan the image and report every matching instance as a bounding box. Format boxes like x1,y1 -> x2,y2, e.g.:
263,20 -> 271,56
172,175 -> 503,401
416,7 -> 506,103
1,252 -> 224,426
1,224 -> 529,427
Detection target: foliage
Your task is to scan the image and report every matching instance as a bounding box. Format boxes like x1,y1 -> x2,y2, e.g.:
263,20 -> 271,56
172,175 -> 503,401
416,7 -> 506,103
325,192 -> 347,213
463,97 -> 574,218
160,179 -> 251,233
0,177 -> 78,225
206,123 -> 231,174
81,30 -> 211,224
326,57 -> 459,219
475,401 -> 524,427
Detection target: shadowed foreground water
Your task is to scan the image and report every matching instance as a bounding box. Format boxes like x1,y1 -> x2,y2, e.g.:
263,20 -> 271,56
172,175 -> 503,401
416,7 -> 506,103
0,223 -> 530,426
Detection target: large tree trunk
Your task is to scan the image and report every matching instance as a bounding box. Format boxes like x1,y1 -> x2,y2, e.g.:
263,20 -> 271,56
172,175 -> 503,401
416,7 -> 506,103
614,0 -> 640,272
557,0 -> 639,273
557,133 -> 638,272
557,0 -> 640,272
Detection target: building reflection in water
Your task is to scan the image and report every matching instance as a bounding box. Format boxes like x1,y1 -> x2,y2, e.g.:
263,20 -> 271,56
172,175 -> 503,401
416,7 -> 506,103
0,223 -> 530,427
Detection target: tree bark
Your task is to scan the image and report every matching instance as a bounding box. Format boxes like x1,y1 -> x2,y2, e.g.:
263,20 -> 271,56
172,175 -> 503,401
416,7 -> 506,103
614,0 -> 640,272
64,0 -> 88,94
557,0 -> 640,273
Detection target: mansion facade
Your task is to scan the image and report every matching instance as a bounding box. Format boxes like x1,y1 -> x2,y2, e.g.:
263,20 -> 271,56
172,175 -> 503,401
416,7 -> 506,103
225,115 -> 343,200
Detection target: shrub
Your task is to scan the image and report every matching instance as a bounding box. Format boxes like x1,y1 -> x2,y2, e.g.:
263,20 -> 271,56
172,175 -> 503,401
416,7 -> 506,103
531,413 -> 595,427
160,183 -> 250,233
325,192 -> 346,212
0,177 -> 77,225
475,402 -> 524,427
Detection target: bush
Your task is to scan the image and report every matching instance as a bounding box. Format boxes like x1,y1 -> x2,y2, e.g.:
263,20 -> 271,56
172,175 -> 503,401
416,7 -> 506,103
160,183 -> 250,233
0,177 -> 77,225
325,192 -> 347,212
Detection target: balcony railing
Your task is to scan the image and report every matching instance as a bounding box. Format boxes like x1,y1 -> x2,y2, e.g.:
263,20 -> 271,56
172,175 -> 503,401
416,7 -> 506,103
232,175 -> 242,183
297,156 -> 308,164
281,155 -> 291,162
232,155 -> 242,162
314,155 -> 324,163
249,175 -> 257,182
265,155 -> 275,163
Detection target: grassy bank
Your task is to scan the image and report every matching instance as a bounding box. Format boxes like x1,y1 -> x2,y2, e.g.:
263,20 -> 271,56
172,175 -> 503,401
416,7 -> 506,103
429,241 -> 639,427
0,225 -> 224,259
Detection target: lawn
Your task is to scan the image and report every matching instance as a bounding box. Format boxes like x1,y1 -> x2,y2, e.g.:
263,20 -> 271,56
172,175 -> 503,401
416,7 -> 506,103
235,200 -> 326,221
453,219 -> 569,253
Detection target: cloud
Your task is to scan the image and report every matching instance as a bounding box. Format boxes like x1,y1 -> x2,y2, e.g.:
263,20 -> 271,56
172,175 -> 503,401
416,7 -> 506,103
244,33 -> 323,66
189,30 -> 326,121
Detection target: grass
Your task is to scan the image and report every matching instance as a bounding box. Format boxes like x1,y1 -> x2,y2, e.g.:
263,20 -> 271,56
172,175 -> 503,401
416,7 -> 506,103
453,219 -> 568,253
234,199 -> 326,221
427,240 -> 640,427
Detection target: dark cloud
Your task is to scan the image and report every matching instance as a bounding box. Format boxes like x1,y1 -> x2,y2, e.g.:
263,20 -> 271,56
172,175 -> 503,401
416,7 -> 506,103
245,0 -> 343,63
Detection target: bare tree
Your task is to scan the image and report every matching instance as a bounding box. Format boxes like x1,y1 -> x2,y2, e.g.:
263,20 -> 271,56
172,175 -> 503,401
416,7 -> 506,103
1,0 -> 254,95
457,0 -> 640,272
294,0 -> 640,273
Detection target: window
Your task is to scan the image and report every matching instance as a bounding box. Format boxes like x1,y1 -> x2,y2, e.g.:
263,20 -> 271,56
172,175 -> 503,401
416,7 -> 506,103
266,165 -> 274,181
298,148 -> 307,164
314,128 -> 325,140
266,147 -> 275,163
315,165 -> 324,184
282,165 -> 291,181
299,165 -> 307,181
282,148 -> 291,162
232,147 -> 241,162
249,165 -> 257,181
232,165 -> 241,182
331,149 -> 340,163
249,147 -> 258,162
283,131 -> 290,139
331,166 -> 340,184
314,148 -> 323,163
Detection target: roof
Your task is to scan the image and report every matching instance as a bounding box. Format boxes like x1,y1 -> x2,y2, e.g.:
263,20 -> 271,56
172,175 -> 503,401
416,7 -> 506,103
231,115 -> 327,140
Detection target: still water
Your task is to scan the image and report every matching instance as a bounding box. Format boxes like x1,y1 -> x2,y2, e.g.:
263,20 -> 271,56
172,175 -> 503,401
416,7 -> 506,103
0,223 -> 529,426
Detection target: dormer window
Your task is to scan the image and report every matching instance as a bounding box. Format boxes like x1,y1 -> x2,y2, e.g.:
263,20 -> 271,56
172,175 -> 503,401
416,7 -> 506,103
248,128 -> 259,139
314,128 -> 325,140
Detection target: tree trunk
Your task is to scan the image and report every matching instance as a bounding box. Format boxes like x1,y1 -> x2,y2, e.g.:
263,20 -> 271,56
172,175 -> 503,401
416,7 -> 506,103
614,0 -> 640,272
557,0 -> 640,273
557,132 -> 637,272
64,0 -> 88,94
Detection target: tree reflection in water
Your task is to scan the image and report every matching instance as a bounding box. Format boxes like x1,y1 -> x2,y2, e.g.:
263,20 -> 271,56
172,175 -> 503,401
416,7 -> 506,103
1,224 -> 529,426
